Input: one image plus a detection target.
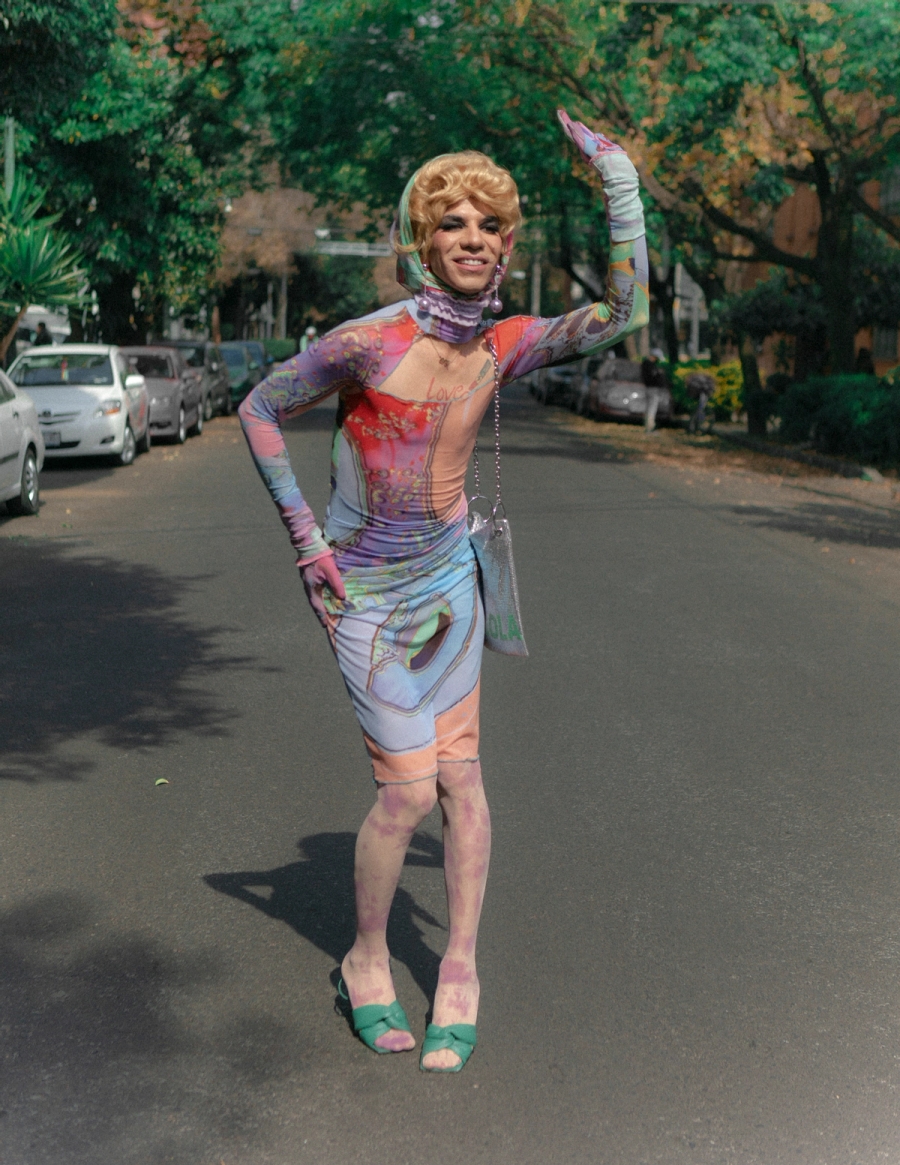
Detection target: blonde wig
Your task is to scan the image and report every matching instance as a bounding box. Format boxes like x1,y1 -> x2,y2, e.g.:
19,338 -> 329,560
396,151 -> 522,260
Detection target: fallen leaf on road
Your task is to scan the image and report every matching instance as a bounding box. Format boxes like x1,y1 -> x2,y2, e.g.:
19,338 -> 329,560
155,778 -> 169,786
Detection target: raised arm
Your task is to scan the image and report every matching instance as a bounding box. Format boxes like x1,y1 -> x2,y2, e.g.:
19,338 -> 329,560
238,323 -> 376,567
493,111 -> 650,382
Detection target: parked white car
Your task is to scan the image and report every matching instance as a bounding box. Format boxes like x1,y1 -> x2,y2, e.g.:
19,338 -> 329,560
0,368 -> 44,515
7,344 -> 151,465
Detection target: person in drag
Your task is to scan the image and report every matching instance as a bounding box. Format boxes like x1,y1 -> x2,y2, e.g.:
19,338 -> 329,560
238,109 -> 649,1072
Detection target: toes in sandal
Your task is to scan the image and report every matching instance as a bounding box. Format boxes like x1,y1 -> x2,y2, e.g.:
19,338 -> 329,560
338,980 -> 413,1055
419,1022 -> 477,1073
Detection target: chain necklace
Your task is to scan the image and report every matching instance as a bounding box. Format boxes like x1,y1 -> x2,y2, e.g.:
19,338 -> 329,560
426,332 -> 467,374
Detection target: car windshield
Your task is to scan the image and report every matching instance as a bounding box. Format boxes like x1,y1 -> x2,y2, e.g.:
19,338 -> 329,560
10,352 -> 114,387
129,354 -> 174,379
177,346 -> 205,367
221,347 -> 247,368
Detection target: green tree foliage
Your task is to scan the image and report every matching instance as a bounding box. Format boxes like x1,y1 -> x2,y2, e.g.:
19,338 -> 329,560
287,254 -> 381,335
271,0 -> 900,375
8,0 -> 295,342
0,0 -> 117,123
0,178 -> 84,360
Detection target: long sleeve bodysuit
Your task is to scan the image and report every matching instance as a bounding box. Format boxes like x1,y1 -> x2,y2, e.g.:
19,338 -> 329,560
240,196 -> 649,784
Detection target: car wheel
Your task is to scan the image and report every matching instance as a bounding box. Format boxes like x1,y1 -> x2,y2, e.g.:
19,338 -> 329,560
175,406 -> 187,444
6,447 -> 40,516
189,402 -> 203,437
137,423 -> 151,454
203,394 -> 213,422
221,391 -> 233,417
116,423 -> 137,466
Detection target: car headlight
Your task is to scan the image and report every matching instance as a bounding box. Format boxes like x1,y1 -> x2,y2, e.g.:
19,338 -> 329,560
95,399 -> 123,416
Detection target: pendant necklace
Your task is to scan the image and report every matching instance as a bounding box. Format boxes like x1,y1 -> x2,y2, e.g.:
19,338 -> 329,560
427,333 -> 465,373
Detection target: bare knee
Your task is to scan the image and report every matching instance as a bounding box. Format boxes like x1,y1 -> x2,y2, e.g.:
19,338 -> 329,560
377,777 -> 438,822
436,759 -> 483,797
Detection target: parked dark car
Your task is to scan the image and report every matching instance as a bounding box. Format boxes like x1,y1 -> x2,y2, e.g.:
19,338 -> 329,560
120,346 -> 203,444
241,340 -> 274,374
219,342 -> 264,408
157,340 -> 231,418
587,356 -> 673,424
534,359 -> 588,409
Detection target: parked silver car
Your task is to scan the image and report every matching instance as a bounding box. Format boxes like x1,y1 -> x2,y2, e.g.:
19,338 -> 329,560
8,344 -> 151,465
587,356 -> 673,424
120,346 -> 202,444
0,368 -> 44,515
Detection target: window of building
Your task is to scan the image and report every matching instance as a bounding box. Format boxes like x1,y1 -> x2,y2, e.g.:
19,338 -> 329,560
873,326 -> 898,362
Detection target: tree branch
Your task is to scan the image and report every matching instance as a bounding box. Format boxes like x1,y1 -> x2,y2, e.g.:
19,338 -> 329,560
687,187 -> 817,276
851,188 -> 900,245
792,34 -> 847,155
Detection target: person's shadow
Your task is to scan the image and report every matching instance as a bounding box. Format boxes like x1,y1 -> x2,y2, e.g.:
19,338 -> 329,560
204,831 -> 445,1025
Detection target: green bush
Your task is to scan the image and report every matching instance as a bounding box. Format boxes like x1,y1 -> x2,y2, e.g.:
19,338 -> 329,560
778,374 -> 900,465
264,338 -> 298,361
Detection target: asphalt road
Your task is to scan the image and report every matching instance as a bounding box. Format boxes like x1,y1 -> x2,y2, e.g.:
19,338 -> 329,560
3,385 -> 900,1165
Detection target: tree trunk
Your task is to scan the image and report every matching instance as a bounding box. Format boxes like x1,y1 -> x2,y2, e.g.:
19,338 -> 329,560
793,323 -> 829,382
812,168 -> 857,374
0,304 -> 28,364
648,265 -> 679,364
739,332 -> 767,437
96,271 -> 147,345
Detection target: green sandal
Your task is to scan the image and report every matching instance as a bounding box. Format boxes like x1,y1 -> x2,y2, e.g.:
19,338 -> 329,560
419,1022 -> 477,1073
338,980 -> 413,1055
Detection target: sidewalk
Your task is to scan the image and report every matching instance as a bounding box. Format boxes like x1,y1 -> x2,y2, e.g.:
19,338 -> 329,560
541,407 -> 900,514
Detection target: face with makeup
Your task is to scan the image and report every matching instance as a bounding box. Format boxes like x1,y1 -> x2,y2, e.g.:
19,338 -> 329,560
426,198 -> 506,295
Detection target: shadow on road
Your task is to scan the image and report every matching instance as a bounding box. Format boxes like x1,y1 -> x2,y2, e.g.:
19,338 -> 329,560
730,501 -> 900,550
204,830 -> 445,1009
0,541 -> 243,782
0,891 -> 306,1164
38,458 -> 125,489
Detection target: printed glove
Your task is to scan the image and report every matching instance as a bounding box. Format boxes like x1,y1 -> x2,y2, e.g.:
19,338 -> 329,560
299,551 -> 346,625
557,109 -> 644,242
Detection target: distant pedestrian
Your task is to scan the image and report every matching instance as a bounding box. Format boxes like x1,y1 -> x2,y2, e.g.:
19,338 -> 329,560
686,371 -> 716,434
641,347 -> 668,432
300,325 -> 318,352
33,322 -> 53,346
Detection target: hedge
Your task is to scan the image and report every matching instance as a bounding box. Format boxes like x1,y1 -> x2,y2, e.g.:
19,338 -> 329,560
668,359 -> 744,419
778,373 -> 900,466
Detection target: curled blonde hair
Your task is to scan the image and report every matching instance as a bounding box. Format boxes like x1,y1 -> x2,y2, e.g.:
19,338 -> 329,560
396,151 -> 522,258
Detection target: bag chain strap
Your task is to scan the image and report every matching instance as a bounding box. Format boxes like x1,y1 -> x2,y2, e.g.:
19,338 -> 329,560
471,336 -> 502,513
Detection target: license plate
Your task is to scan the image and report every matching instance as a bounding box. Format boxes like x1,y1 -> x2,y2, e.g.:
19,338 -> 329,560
44,430 -> 61,447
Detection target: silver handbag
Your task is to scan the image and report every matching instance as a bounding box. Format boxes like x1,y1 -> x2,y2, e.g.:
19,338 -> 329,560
468,338 -> 528,658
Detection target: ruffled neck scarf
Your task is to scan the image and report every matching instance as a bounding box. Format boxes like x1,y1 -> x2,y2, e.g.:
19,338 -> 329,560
391,170 -> 513,344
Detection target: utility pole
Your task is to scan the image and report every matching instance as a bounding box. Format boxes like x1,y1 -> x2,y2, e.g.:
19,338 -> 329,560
277,271 -> 288,340
4,117 -> 15,199
530,195 -> 542,317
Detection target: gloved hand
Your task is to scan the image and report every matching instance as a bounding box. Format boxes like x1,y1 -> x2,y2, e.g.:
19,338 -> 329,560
556,108 -> 625,161
557,108 -> 643,243
299,552 -> 347,625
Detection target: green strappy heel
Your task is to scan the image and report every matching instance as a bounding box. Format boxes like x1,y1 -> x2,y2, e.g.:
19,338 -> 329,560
419,1022 -> 477,1073
337,980 -> 413,1055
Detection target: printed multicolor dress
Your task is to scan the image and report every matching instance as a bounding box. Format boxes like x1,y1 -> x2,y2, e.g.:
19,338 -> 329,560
238,237 -> 648,784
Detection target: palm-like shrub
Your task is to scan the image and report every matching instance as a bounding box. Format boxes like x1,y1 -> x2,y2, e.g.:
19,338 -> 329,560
0,176 -> 85,360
